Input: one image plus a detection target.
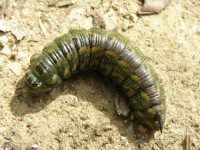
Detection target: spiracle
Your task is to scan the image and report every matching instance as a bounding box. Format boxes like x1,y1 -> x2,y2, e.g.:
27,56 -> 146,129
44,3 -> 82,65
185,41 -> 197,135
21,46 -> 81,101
24,28 -> 166,132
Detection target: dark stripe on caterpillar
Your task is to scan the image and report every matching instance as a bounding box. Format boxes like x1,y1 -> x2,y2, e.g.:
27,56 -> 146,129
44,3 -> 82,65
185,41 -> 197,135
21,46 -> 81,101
24,28 -> 166,132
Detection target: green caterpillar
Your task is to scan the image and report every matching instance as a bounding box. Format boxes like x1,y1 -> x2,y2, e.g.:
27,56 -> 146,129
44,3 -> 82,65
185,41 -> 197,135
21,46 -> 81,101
24,28 -> 166,132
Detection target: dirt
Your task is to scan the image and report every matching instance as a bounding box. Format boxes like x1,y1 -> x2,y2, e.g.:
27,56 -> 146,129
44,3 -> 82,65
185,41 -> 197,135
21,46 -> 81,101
0,0 -> 199,149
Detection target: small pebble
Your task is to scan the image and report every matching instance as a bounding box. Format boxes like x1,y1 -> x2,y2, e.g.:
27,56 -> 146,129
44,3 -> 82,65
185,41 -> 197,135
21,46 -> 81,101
68,133 -> 73,137
120,136 -> 129,146
94,129 -> 102,136
82,122 -> 91,129
103,125 -> 113,131
120,136 -> 126,141
0,127 -> 7,134
3,142 -> 22,150
32,144 -> 38,149
17,51 -> 28,59
0,20 -> 26,40
121,20 -> 129,31
1,45 -> 11,56
55,0 -> 75,7
152,143 -> 160,150
8,62 -> 22,76
129,13 -> 139,23
0,35 -> 8,45
80,115 -> 88,121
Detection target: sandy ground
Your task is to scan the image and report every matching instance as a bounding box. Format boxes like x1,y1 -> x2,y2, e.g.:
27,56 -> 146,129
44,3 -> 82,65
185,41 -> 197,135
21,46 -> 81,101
0,0 -> 199,149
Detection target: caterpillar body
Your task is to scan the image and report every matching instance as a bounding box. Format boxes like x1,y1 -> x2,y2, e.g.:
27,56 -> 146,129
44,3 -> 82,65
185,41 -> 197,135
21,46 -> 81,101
24,28 -> 166,132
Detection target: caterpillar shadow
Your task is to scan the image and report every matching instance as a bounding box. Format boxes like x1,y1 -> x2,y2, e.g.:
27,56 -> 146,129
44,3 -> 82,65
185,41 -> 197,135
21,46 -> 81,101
10,71 -> 155,147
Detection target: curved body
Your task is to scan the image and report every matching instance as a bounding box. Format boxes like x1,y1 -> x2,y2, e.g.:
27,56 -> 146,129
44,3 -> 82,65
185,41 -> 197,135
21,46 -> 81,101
24,28 -> 166,131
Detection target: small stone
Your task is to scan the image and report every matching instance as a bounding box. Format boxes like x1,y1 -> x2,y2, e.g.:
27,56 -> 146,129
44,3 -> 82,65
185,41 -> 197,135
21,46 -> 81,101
17,51 -> 28,59
94,129 -> 102,136
138,0 -> 171,14
120,136 -> 129,146
3,142 -> 22,150
152,143 -> 160,150
4,134 -> 12,140
129,13 -> 139,23
3,142 -> 13,149
1,45 -> 11,56
82,122 -> 91,129
59,127 -> 69,134
55,0 -> 75,7
0,35 -> 8,45
102,9 -> 119,31
0,127 -> 7,134
68,133 -> 73,137
80,115 -> 88,121
82,135 -> 89,141
8,62 -> 22,76
121,20 -> 129,31
103,125 -> 113,131
32,144 -> 38,149
0,20 -> 26,40
120,136 -> 126,141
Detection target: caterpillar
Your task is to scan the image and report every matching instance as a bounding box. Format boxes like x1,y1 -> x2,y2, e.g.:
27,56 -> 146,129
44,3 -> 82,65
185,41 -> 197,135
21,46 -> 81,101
24,28 -> 166,132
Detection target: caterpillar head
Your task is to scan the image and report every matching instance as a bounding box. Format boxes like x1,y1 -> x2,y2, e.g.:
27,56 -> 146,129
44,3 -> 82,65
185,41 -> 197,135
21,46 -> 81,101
24,68 -> 51,93
24,53 -> 62,93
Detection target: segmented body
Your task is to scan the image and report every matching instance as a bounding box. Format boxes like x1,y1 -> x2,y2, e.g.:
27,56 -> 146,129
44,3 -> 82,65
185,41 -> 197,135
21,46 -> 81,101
24,28 -> 166,131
